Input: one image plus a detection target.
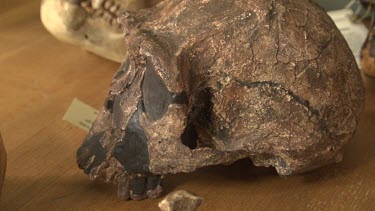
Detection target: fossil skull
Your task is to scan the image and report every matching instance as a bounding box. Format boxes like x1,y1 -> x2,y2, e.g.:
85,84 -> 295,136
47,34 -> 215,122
77,0 -> 365,201
40,0 -> 162,62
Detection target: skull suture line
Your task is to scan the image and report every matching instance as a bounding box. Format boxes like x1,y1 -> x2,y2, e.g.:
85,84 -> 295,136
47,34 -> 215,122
77,0 -> 365,201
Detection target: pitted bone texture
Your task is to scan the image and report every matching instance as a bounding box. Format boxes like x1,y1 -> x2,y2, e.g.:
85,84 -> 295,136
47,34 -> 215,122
158,190 -> 203,211
77,0 -> 365,200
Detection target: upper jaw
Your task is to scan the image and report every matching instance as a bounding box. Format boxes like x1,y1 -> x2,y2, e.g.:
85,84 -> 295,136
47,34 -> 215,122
41,0 -> 88,42
40,0 -> 128,62
40,0 -> 164,62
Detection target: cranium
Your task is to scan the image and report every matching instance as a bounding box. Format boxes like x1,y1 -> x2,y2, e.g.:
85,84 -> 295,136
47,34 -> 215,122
40,0 -> 162,62
77,0 -> 365,201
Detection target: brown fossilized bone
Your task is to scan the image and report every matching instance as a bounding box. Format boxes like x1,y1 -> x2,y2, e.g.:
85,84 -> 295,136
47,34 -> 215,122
159,190 -> 203,211
77,0 -> 365,201
40,0 -> 162,62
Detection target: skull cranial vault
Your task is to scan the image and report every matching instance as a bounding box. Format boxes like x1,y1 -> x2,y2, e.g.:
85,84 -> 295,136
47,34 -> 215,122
76,0 -> 365,201
40,0 -> 162,62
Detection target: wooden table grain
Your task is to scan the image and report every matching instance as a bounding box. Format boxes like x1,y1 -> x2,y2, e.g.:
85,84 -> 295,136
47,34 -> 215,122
1,1 -> 375,210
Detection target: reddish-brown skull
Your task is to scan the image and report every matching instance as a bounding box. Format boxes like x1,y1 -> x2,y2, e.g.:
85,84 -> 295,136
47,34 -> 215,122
77,0 -> 365,201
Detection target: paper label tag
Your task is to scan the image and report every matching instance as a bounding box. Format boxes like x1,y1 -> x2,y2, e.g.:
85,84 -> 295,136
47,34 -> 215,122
328,9 -> 369,67
63,98 -> 99,132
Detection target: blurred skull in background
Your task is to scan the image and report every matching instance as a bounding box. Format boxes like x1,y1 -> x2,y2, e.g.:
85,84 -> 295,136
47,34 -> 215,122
41,0 -> 162,62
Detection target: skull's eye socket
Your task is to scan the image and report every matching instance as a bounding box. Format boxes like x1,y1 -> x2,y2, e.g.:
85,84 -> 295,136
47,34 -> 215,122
181,124 -> 198,149
142,58 -> 171,121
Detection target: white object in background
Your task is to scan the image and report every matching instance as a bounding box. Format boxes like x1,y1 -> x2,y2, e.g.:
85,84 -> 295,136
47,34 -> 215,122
63,98 -> 99,132
328,9 -> 369,67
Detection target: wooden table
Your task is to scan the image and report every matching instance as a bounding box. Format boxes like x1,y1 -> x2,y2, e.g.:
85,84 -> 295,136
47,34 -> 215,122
1,1 -> 375,210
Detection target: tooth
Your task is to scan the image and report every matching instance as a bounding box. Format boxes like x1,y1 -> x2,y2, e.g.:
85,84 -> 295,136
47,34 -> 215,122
103,12 -> 113,22
81,1 -> 91,8
146,175 -> 161,190
130,177 -> 147,200
94,9 -> 104,17
104,1 -> 113,9
116,10 -> 123,17
110,5 -> 119,13
111,18 -> 118,26
117,176 -> 130,200
85,7 -> 94,14
146,175 -> 163,199
91,0 -> 104,9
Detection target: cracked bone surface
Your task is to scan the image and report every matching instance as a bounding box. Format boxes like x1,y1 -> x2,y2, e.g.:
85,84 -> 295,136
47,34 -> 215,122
40,0 -> 162,62
158,190 -> 203,211
76,0 -> 365,200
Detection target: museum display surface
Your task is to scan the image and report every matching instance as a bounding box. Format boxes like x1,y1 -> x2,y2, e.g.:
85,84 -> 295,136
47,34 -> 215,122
1,0 -> 374,210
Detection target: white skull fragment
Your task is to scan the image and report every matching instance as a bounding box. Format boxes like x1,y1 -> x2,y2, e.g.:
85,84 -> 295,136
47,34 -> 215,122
40,0 -> 162,62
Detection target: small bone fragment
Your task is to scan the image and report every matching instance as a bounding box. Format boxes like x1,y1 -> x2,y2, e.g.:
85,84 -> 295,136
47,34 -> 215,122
158,190 -> 203,211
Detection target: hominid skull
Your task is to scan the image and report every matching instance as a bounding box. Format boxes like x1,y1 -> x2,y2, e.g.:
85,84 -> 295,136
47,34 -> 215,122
41,0 -> 162,62
77,0 -> 365,201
